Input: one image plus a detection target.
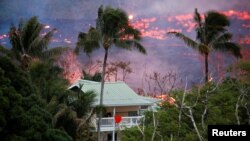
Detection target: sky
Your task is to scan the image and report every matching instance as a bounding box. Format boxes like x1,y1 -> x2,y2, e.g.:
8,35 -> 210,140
1,0 -> 250,91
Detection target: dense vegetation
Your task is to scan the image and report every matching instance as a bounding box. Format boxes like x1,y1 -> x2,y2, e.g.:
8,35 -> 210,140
0,56 -> 73,141
121,64 -> 250,141
0,16 -> 96,141
0,5 -> 249,141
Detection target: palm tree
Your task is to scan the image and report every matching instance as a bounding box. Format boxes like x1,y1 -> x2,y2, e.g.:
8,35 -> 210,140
168,9 -> 242,82
54,88 -> 96,141
9,16 -> 68,68
75,5 -> 146,140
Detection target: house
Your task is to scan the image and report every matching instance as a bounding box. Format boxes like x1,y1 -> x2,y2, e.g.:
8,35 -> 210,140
69,79 -> 160,141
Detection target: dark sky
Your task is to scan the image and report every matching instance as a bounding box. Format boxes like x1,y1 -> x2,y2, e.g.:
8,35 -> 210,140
1,0 -> 250,90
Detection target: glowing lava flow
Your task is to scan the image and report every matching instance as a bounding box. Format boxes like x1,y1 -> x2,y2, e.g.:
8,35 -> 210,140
57,50 -> 82,84
0,34 -> 8,40
128,14 -> 134,20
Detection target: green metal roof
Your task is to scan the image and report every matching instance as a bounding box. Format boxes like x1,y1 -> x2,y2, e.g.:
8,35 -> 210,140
69,80 -> 160,107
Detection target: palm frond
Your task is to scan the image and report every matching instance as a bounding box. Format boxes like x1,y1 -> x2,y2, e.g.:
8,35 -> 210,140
194,9 -> 205,43
132,40 -> 146,54
100,6 -> 128,37
21,16 -> 42,52
194,8 -> 202,27
115,39 -> 146,54
168,32 -> 199,49
117,25 -> 142,40
205,11 -> 230,27
29,29 -> 55,57
196,28 -> 204,43
9,26 -> 23,53
213,42 -> 242,58
40,29 -> 55,49
28,37 -> 42,56
168,31 -> 209,54
75,32 -> 87,54
198,44 -> 210,54
80,90 -> 96,106
210,32 -> 232,46
206,25 -> 228,44
76,28 -> 101,55
204,11 -> 230,44
41,46 -> 70,60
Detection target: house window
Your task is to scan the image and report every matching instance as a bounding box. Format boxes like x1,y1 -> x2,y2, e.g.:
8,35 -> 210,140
139,105 -> 149,115
128,111 -> 138,116
141,105 -> 148,109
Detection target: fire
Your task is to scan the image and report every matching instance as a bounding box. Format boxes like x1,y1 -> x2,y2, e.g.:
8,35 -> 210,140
128,14 -> 134,20
240,35 -> 250,45
166,28 -> 182,33
57,50 -> 82,84
0,34 -> 8,40
44,25 -> 50,29
229,10 -> 235,14
64,38 -> 72,44
52,38 -> 60,43
242,24 -> 250,28
130,17 -> 170,40
155,95 -> 176,106
208,75 -> 213,82
143,28 -> 167,40
167,13 -> 197,32
241,48 -> 250,60
222,10 -> 250,20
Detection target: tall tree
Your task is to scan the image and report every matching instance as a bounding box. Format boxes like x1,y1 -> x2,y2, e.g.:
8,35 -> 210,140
75,5 -> 146,140
9,16 -> 68,68
168,9 -> 242,82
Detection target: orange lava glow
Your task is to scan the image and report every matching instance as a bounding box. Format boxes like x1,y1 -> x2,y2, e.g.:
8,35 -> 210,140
131,17 -> 156,29
57,50 -> 82,84
131,17 -> 182,40
166,28 -> 182,33
155,95 -> 176,105
52,38 -> 60,43
44,25 -> 50,29
167,13 -> 198,32
172,13 -> 193,21
130,10 -> 250,40
241,48 -> 250,60
128,14 -> 134,20
240,35 -> 250,45
143,28 -> 167,40
166,10 -> 250,33
242,24 -> 250,28
222,10 -> 250,20
0,34 -> 8,40
64,38 -> 72,44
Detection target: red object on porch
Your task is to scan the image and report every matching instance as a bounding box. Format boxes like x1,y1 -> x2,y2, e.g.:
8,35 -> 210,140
114,115 -> 122,123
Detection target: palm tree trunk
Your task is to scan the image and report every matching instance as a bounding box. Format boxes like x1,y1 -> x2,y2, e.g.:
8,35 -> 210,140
97,49 -> 108,141
205,53 -> 209,82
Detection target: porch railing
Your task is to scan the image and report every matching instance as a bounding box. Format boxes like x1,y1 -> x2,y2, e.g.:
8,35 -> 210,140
97,116 -> 143,131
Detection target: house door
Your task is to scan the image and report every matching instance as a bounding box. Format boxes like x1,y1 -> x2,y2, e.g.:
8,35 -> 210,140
107,133 -> 117,141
